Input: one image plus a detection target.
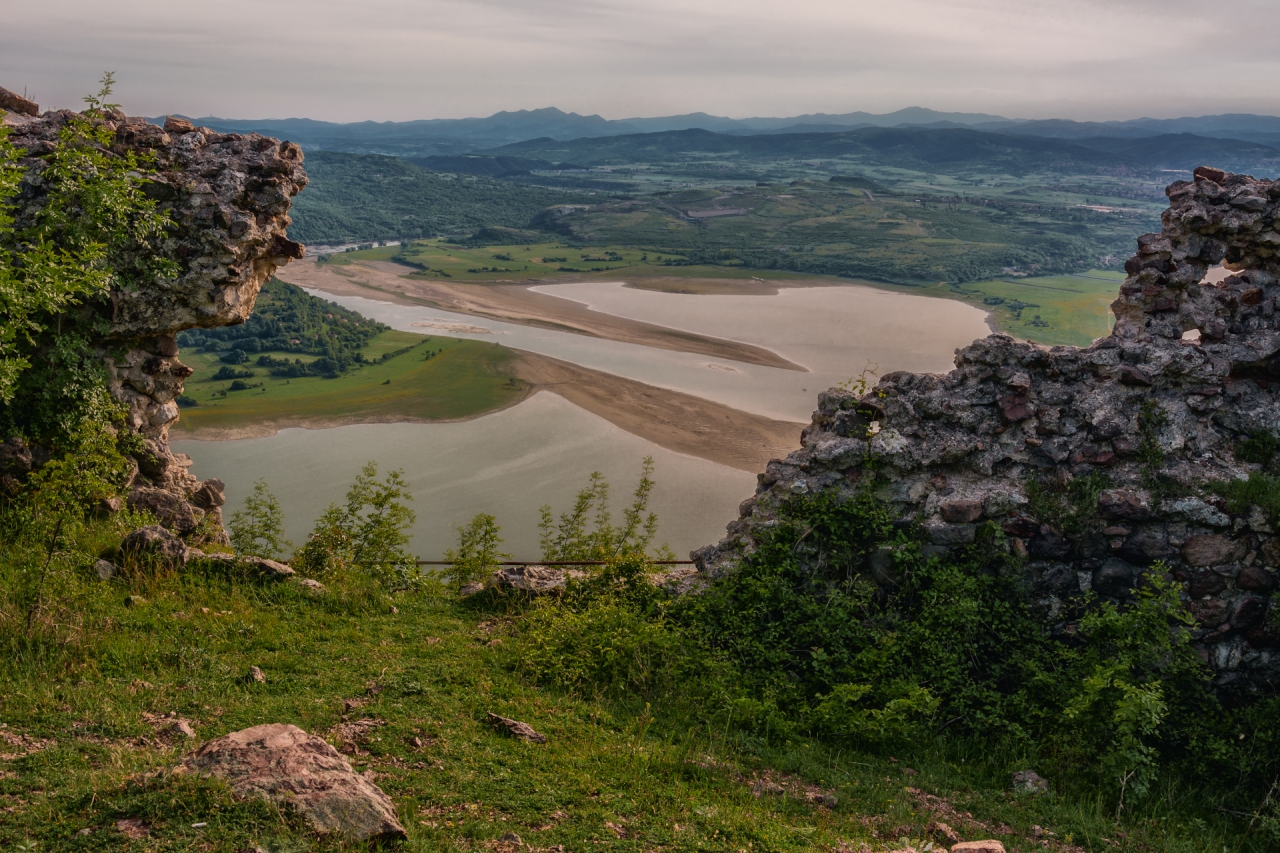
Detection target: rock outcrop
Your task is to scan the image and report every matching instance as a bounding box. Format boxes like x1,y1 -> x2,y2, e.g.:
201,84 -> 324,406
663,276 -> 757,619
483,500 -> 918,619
2,94 -> 307,543
178,723 -> 406,842
695,166 -> 1280,695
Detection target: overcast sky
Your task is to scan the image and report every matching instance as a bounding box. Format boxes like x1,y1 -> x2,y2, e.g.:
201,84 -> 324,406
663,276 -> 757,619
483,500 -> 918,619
5,0 -> 1279,123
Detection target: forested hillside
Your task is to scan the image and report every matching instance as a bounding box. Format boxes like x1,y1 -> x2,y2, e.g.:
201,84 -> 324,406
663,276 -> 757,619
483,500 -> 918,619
287,151 -> 590,243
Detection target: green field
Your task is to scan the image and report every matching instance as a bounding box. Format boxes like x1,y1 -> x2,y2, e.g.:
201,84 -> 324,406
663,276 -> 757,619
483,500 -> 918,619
1,560 -> 1257,852
175,331 -> 528,433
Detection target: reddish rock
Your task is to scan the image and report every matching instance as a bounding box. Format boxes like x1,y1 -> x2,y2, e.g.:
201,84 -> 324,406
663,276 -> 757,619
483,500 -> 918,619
1098,489 -> 1150,520
999,393 -> 1033,422
939,499 -> 983,523
1182,534 -> 1242,568
178,723 -> 405,841
1238,565 -> 1276,592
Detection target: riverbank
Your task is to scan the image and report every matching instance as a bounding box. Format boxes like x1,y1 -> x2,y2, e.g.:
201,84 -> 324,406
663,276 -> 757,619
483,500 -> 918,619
277,258 -> 806,371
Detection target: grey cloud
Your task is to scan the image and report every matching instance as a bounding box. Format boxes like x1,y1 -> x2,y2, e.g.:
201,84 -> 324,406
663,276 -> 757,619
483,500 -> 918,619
2,0 -> 1278,121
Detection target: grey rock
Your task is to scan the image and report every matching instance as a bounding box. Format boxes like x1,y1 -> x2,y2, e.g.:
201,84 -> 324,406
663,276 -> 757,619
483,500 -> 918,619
691,167 -> 1280,694
120,525 -> 188,568
1094,558 -> 1138,598
2,104 -> 305,541
487,713 -> 547,743
93,559 -> 116,581
492,565 -> 585,594
1011,769 -> 1050,794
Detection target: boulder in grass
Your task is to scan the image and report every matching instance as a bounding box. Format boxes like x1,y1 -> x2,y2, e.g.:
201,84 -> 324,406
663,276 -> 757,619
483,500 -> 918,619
487,712 -> 547,743
119,525 -> 188,568
1011,769 -> 1050,794
178,723 -> 405,842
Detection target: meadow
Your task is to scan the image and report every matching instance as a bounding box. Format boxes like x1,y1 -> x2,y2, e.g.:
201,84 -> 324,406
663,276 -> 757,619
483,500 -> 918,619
2,552 -> 1264,853
174,331 -> 529,435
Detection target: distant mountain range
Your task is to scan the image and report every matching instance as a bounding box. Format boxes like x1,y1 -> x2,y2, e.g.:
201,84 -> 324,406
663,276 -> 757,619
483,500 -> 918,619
165,106 -> 1280,175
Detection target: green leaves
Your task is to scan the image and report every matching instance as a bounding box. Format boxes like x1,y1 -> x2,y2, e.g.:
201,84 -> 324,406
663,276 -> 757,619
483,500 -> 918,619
537,457 -> 666,562
445,513 -> 509,591
293,461 -> 418,591
228,479 -> 289,559
0,74 -> 175,420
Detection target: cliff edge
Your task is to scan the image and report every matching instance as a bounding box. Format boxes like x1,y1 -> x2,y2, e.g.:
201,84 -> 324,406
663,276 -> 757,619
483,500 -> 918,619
2,92 -> 307,541
695,166 -> 1280,695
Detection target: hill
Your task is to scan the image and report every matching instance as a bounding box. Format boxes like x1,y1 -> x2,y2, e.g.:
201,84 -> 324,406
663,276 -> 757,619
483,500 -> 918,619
287,151 -> 591,244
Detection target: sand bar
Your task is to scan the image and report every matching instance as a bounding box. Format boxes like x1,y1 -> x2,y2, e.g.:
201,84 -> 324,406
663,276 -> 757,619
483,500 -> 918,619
277,258 -> 804,371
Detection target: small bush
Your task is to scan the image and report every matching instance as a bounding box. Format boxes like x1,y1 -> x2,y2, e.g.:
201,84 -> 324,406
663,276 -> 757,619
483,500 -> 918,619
228,479 -> 288,559
444,513 -> 508,591
292,461 -> 418,590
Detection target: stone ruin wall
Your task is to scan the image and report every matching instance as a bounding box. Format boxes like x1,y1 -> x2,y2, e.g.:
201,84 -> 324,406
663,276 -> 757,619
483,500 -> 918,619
695,165 -> 1280,696
1,88 -> 308,542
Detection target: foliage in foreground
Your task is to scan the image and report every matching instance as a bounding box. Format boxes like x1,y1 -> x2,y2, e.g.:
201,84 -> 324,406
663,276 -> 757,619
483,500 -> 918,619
513,487 -> 1280,834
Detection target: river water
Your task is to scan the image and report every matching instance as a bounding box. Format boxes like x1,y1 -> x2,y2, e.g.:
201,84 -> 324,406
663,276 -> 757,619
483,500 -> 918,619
174,279 -> 992,558
174,392 -> 756,558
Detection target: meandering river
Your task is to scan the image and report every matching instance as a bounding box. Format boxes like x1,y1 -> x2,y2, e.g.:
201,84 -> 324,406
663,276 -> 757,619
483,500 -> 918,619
176,278 -> 992,558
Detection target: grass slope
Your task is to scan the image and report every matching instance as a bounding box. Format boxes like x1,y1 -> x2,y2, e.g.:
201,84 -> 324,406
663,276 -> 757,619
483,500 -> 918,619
1,562 -> 1253,852
174,331 -> 528,434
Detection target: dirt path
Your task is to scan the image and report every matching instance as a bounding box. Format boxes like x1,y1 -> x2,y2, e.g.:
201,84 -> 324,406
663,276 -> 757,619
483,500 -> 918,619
276,258 -> 804,371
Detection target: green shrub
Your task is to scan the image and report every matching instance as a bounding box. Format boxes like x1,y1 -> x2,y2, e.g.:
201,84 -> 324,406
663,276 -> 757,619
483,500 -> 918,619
538,457 -> 672,561
444,513 -> 508,591
228,479 -> 288,559
292,461 -> 418,590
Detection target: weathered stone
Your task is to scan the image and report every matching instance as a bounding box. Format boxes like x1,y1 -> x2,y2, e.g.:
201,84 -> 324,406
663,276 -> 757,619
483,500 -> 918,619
119,525 -> 188,568
1238,565 -> 1276,592
692,167 -> 1280,693
178,723 -> 405,841
1011,769 -> 1049,794
1094,558 -> 1138,598
926,523 -> 977,545
0,86 -> 39,117
1183,535 -> 1242,568
1189,570 -> 1228,599
127,486 -> 199,534
1231,596 -> 1270,630
951,842 -> 1005,853
458,582 -> 485,597
939,499 -> 983,523
93,559 -> 116,581
1191,597 -> 1230,627
492,565 -> 584,593
2,101 -> 306,539
1098,489 -> 1150,520
487,713 -> 547,743
190,479 -> 226,510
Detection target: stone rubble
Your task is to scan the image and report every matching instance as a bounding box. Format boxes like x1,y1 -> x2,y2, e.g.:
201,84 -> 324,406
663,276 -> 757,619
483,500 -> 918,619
695,167 -> 1280,695
2,94 -> 307,546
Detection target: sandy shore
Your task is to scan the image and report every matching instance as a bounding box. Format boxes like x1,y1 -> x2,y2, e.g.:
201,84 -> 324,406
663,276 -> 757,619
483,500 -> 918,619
178,348 -> 804,472
276,259 -> 805,371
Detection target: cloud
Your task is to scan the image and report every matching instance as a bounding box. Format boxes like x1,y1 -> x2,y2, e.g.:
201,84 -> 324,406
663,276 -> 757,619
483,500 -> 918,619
3,0 -> 1278,121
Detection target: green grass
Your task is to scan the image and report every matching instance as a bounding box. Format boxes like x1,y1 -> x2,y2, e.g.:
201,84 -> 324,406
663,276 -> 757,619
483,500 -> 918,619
2,556 -> 1261,853
174,330 -> 529,433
